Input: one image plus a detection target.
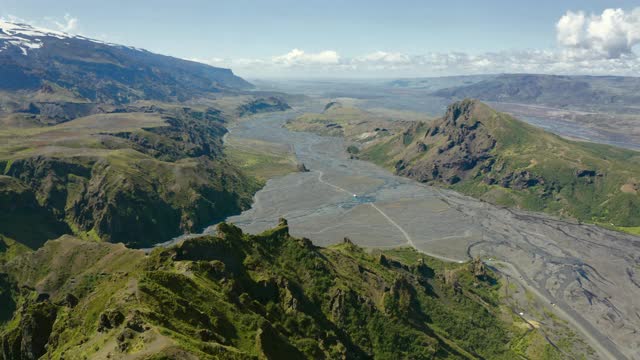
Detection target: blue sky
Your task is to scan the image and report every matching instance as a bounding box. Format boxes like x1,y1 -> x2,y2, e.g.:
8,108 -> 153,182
3,0 -> 640,77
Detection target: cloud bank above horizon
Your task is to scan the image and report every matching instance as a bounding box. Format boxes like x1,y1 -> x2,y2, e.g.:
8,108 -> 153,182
4,8 -> 640,78
192,7 -> 640,78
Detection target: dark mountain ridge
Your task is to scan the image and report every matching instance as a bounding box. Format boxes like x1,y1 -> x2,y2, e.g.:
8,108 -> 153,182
432,73 -> 640,113
0,21 -> 252,104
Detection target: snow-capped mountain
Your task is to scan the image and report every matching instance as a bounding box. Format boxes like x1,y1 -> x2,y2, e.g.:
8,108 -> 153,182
0,21 -> 74,55
0,20 -> 252,103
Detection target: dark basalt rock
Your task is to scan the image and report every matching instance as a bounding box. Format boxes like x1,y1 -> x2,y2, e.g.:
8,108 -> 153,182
297,163 -> 309,172
323,101 -> 342,112
98,310 -> 125,332
499,170 -> 543,190
237,97 -> 290,117
396,100 -> 497,185
62,294 -> 79,308
576,169 -> 598,177
0,301 -> 58,360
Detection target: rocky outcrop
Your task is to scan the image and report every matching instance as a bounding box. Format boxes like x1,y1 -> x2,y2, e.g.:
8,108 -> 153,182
0,301 -> 58,360
237,97 -> 290,117
297,163 -> 310,172
575,169 -> 602,178
98,309 -> 125,332
470,258 -> 488,279
255,322 -> 305,360
323,101 -> 343,112
396,100 -> 497,185
18,102 -> 101,125
496,170 -> 544,190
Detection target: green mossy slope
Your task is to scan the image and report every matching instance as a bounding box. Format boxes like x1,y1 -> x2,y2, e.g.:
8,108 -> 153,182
0,221 -> 568,359
362,99 -> 640,229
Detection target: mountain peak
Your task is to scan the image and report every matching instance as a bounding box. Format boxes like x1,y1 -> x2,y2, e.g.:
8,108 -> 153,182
0,20 -> 143,56
0,20 -> 252,101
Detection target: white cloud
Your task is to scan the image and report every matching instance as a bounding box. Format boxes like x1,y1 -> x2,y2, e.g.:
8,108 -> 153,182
272,48 -> 340,66
186,8 -> 640,77
190,46 -> 640,78
355,51 -> 411,64
53,14 -> 78,33
1,14 -> 24,24
557,11 -> 586,48
557,8 -> 640,58
2,13 -> 80,35
188,57 -> 228,67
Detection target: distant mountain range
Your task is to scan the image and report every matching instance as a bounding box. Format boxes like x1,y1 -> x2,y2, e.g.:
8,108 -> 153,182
429,74 -> 640,114
0,21 -> 252,104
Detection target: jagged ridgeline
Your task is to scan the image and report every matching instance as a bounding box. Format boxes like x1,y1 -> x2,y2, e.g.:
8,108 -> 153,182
0,220 -> 563,359
362,99 -> 640,231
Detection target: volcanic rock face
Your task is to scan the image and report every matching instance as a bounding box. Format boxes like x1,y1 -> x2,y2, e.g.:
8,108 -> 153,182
397,99 -> 496,185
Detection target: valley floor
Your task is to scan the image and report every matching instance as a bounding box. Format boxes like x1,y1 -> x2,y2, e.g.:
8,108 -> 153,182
217,108 -> 640,360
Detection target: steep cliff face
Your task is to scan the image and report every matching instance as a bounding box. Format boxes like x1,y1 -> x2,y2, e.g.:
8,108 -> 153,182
1,300 -> 58,360
362,100 -> 640,228
0,176 -> 69,249
394,99 -> 498,185
0,222 -> 568,359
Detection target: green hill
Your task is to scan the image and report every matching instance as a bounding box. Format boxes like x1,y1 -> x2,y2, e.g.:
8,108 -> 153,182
0,220 -> 580,359
362,99 -> 640,232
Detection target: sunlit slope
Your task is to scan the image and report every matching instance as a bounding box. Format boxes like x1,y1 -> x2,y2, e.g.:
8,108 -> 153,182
362,99 -> 640,229
0,220 -> 578,359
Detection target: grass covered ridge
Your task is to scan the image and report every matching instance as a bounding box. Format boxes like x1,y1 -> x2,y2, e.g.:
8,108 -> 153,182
0,220 -> 580,359
361,99 -> 640,230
